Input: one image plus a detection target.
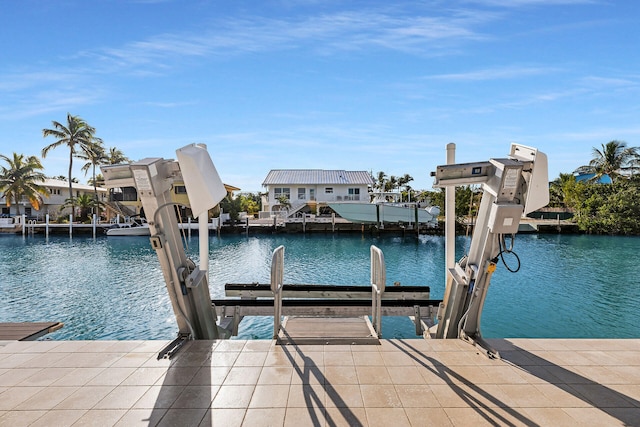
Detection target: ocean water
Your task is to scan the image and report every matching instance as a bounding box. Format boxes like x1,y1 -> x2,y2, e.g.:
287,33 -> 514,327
1,233 -> 639,340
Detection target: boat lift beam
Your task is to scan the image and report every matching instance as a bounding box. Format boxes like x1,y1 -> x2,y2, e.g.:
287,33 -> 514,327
432,143 -> 549,356
101,144 -> 227,342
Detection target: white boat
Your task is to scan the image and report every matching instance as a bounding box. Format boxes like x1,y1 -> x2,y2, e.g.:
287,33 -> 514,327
105,218 -> 150,236
105,217 -> 223,236
329,193 -> 440,226
0,217 -> 23,234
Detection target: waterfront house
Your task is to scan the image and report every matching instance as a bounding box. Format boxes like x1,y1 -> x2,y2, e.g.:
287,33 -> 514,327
261,169 -> 375,216
107,180 -> 240,221
0,178 -> 107,220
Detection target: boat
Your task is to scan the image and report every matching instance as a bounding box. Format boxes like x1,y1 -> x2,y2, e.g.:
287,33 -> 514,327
329,193 -> 440,226
105,216 -> 222,236
105,217 -> 150,236
0,217 -> 23,234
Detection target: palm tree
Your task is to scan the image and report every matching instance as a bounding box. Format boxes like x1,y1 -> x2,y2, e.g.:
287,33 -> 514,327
384,175 -> 398,194
586,140 -> 639,183
77,138 -> 107,215
0,153 -> 48,217
42,113 -> 96,218
375,171 -> 387,192
61,194 -> 101,222
106,147 -> 130,165
89,174 -> 105,188
397,173 -> 414,202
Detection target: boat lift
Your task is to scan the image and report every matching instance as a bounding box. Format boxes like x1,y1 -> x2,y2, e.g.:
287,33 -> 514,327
432,143 -> 549,357
101,142 -> 548,358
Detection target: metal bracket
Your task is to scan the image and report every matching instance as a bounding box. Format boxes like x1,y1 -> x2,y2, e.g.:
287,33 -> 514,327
157,333 -> 190,360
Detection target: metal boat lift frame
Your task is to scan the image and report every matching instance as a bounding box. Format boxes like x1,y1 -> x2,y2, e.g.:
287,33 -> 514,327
102,142 -> 548,358
433,143 -> 549,357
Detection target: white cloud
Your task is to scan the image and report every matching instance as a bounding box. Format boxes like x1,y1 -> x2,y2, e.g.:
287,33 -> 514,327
463,0 -> 597,7
425,65 -> 557,81
82,9 -> 495,72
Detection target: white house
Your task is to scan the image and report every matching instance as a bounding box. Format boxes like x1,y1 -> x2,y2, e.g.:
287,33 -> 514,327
0,178 -> 108,220
261,169 -> 374,215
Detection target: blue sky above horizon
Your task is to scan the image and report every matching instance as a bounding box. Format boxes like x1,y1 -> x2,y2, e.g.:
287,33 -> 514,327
1,0 -> 639,192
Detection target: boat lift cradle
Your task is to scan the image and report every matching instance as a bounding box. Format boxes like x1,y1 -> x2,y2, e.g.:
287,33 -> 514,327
101,142 -> 548,358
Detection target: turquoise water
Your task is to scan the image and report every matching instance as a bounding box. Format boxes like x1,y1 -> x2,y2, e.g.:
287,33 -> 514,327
1,233 -> 639,340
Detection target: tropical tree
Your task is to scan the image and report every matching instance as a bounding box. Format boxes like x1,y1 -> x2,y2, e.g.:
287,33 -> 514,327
277,195 -> 291,210
239,193 -> 261,215
397,173 -> 414,202
581,140 -> 639,183
549,173 -> 578,208
218,194 -> 241,223
375,171 -> 387,192
384,175 -> 398,194
106,147 -> 130,165
0,153 -> 48,217
77,138 -> 107,215
89,174 -> 105,188
60,194 -> 101,222
42,113 -> 96,217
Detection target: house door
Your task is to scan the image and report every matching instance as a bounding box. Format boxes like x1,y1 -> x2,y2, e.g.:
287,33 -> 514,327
309,189 -> 315,201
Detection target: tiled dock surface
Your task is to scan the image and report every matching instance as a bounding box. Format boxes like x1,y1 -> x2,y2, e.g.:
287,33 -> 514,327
0,338 -> 639,426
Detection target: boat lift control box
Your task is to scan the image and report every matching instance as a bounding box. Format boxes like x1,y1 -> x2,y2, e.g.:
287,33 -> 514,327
488,203 -> 524,234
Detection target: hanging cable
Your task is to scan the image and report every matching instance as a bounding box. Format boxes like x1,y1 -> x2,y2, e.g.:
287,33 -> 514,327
497,233 -> 521,273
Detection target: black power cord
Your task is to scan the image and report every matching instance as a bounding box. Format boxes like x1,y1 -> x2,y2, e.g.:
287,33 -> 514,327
496,233 -> 521,273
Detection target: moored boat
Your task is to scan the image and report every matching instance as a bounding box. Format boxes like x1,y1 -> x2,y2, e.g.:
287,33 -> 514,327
329,193 -> 440,226
105,217 -> 150,236
0,217 -> 23,234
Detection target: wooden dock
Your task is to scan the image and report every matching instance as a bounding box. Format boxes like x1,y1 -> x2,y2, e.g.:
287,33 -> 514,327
0,322 -> 63,341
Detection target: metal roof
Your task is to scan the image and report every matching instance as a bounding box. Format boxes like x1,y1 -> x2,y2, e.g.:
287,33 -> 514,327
43,178 -> 108,193
262,170 -> 375,186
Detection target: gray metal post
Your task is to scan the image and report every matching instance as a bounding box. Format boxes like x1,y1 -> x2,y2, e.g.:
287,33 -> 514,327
445,143 -> 456,276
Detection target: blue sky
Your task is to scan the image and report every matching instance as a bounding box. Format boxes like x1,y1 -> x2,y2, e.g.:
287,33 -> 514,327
1,0 -> 639,192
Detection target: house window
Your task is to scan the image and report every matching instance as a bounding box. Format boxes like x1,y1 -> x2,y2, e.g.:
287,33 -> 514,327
174,185 -> 187,194
298,188 -> 306,200
309,189 -> 315,201
347,188 -> 360,201
274,187 -> 290,200
325,187 -> 333,194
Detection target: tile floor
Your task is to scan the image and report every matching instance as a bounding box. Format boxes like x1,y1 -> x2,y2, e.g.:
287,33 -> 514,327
0,338 -> 639,426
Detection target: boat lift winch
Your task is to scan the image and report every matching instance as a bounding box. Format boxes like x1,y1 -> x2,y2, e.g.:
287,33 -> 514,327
101,142 -> 548,359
